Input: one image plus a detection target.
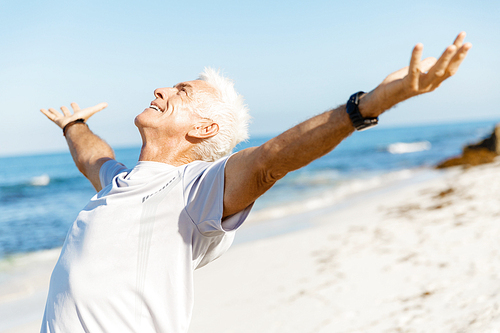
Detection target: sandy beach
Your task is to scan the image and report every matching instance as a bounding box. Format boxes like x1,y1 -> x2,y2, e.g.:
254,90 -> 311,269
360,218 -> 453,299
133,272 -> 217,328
2,160 -> 500,333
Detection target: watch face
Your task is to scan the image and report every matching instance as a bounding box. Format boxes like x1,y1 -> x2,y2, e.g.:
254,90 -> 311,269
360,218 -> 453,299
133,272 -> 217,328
356,122 -> 378,131
355,118 -> 378,131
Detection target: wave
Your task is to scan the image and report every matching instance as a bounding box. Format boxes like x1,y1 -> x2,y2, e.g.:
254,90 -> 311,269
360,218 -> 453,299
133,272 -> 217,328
0,174 -> 81,190
29,174 -> 50,186
248,169 -> 421,222
387,141 -> 431,154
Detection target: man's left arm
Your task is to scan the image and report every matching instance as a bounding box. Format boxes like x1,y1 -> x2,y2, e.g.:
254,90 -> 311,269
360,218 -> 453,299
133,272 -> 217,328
223,32 -> 472,218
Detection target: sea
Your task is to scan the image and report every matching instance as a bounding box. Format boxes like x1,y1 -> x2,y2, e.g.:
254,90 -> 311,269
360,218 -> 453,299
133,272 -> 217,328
0,119 -> 498,260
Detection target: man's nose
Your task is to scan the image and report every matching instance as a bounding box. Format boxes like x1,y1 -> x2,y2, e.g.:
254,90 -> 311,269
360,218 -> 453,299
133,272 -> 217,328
154,87 -> 172,100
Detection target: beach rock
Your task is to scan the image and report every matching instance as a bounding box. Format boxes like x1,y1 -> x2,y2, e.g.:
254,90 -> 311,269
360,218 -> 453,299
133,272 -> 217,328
467,123 -> 500,154
437,123 -> 500,168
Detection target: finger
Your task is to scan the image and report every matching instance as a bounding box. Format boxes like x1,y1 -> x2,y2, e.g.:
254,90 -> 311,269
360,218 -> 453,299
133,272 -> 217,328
40,108 -> 57,121
408,43 -> 423,89
60,106 -> 71,116
447,42 -> 472,76
428,45 -> 457,79
453,31 -> 466,49
71,102 -> 81,111
47,107 -> 62,117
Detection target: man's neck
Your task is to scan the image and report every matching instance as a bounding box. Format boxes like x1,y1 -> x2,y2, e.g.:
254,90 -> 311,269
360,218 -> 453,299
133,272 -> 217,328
138,142 -> 194,166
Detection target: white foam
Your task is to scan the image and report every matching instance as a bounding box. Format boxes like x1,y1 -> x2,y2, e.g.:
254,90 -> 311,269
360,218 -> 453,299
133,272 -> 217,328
29,174 -> 50,186
387,141 -> 431,154
248,169 -> 420,222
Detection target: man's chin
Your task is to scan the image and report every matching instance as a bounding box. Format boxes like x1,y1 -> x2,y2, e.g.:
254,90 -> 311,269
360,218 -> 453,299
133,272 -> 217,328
134,115 -> 143,128
134,111 -> 156,131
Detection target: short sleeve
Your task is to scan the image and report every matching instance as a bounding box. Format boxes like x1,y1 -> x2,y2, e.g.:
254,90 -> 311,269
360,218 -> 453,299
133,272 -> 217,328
99,159 -> 128,189
184,156 -> 253,237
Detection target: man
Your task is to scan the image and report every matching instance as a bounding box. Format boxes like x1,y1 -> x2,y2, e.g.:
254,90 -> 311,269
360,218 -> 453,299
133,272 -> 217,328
40,32 -> 471,332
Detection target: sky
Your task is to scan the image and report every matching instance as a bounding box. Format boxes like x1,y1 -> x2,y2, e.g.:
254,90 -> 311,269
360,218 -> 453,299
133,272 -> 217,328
0,0 -> 499,157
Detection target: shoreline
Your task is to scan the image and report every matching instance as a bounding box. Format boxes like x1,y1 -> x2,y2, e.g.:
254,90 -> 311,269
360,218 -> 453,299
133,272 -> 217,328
1,161 -> 500,332
234,167 -> 452,246
0,166 -> 443,262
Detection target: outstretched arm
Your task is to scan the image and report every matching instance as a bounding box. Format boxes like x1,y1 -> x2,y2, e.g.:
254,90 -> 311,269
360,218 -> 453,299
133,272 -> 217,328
223,32 -> 472,218
40,102 -> 114,192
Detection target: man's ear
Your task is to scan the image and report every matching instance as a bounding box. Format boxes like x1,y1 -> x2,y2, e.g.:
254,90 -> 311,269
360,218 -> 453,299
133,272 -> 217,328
188,119 -> 219,139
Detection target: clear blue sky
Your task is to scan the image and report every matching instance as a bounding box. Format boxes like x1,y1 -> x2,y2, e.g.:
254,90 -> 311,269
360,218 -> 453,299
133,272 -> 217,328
1,0 -> 498,156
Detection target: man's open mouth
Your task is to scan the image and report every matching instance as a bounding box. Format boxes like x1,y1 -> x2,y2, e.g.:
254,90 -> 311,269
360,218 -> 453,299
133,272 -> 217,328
150,104 -> 162,112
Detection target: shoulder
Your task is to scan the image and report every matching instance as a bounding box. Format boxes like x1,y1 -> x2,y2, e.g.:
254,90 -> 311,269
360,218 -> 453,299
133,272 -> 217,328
184,156 -> 231,181
183,156 -> 231,204
98,159 -> 129,189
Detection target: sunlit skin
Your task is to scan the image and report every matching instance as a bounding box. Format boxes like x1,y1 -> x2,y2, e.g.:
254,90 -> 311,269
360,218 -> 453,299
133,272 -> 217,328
41,33 -> 471,219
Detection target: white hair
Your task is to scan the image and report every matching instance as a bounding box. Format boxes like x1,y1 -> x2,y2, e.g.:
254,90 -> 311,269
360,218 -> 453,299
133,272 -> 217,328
191,67 -> 251,162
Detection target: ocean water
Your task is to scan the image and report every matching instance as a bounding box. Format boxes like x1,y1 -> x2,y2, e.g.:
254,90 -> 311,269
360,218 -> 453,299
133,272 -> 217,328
0,119 -> 498,259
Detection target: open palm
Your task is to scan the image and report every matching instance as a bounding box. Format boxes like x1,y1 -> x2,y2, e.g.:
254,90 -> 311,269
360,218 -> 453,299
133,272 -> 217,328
40,102 -> 108,129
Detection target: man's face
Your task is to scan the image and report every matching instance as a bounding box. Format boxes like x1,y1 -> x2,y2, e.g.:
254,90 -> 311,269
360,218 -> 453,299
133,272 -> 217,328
135,80 -> 217,139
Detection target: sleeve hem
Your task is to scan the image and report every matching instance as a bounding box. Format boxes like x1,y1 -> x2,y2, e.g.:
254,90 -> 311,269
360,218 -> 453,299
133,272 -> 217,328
184,154 -> 254,237
221,202 -> 254,232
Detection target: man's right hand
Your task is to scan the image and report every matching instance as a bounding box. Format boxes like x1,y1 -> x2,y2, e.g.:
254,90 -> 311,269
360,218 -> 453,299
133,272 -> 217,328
40,102 -> 108,129
40,101 -> 114,192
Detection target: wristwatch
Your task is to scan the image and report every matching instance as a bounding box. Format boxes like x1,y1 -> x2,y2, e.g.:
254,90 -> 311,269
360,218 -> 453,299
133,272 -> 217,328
346,91 -> 378,131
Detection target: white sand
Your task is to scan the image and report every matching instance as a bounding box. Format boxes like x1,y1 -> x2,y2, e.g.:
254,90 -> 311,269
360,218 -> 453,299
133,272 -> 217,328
189,161 -> 500,333
0,249 -> 59,333
2,161 -> 500,333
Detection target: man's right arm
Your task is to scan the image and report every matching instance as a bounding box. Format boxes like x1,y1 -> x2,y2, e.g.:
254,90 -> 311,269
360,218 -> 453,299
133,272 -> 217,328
41,102 -> 114,192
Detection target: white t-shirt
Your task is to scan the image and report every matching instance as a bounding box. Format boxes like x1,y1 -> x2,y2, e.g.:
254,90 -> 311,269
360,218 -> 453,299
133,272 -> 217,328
41,157 -> 252,333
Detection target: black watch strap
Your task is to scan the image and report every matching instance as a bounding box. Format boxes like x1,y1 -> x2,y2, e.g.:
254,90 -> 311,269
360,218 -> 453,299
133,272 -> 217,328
346,91 -> 378,131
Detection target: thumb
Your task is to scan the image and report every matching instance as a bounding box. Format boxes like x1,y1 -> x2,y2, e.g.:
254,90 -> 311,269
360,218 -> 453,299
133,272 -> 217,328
420,57 -> 437,73
89,102 -> 108,113
82,102 -> 108,119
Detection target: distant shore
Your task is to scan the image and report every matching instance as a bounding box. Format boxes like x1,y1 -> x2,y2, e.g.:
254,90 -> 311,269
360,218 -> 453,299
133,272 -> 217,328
2,160 -> 500,332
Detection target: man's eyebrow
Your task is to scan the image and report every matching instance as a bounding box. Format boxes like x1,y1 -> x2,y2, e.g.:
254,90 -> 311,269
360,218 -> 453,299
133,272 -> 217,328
174,83 -> 193,91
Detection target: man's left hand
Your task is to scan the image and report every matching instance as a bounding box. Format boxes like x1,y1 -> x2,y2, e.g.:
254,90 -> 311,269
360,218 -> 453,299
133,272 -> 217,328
361,32 -> 472,118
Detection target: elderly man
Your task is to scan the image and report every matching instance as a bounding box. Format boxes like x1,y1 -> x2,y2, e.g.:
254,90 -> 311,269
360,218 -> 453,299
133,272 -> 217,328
40,32 -> 470,332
